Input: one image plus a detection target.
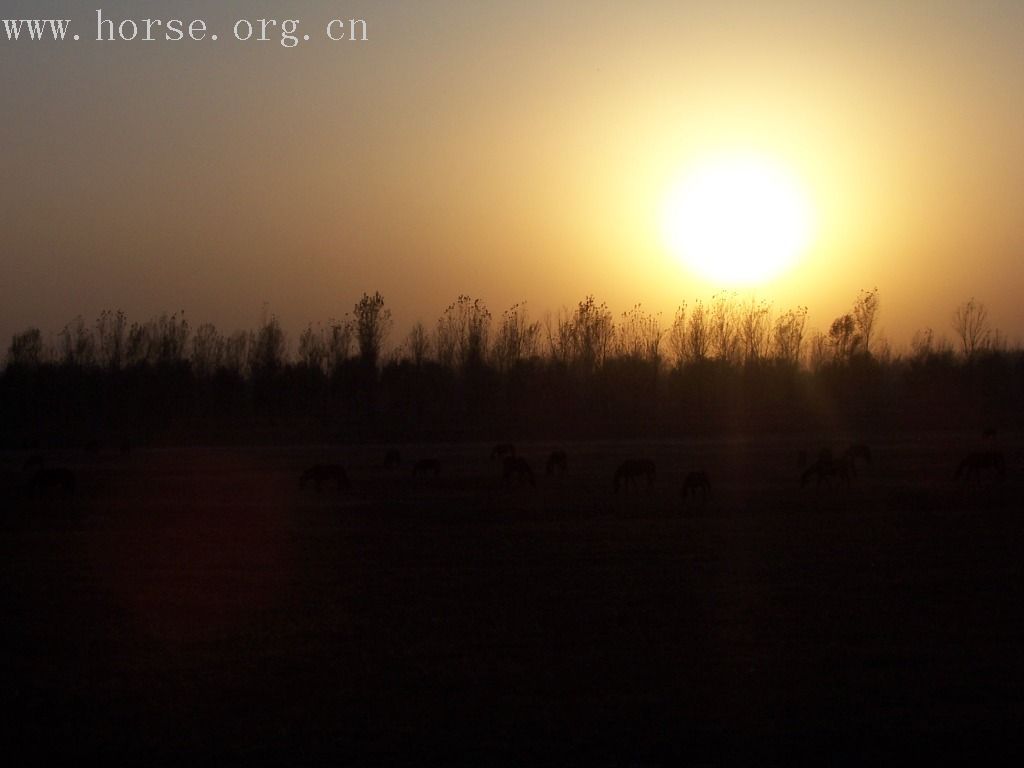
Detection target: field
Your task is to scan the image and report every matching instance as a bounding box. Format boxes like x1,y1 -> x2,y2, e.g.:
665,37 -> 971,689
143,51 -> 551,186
2,435 -> 1022,765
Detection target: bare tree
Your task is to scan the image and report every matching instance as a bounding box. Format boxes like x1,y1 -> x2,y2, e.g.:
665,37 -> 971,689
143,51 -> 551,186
808,329 -> 829,371
492,303 -> 541,370
738,298 -> 772,364
709,293 -> 740,363
436,295 -> 491,370
146,311 -> 190,366
687,299 -> 711,362
667,304 -> 688,366
544,307 -> 575,365
222,330 -> 251,376
827,313 -> 860,364
298,323 -> 327,371
96,309 -> 129,369
326,319 -> 353,372
249,315 -> 287,376
616,304 -> 662,363
405,321 -> 431,366
353,292 -> 393,368
565,296 -> 615,370
191,323 -> 224,376
852,287 -> 880,355
7,328 -> 44,368
771,306 -> 808,365
58,316 -> 96,367
951,297 -> 991,359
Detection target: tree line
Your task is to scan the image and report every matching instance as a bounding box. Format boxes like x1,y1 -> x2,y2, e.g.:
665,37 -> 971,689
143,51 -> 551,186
3,290 -> 1021,446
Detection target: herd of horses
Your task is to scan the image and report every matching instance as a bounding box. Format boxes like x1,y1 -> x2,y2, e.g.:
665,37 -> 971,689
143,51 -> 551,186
12,437 -> 1012,505
293,437 -> 1010,503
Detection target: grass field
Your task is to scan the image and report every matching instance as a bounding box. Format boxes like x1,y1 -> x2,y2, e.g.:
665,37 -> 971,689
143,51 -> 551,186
2,435 -> 1022,764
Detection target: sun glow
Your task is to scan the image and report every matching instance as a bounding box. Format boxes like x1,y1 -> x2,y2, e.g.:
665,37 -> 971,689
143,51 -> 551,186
661,155 -> 814,285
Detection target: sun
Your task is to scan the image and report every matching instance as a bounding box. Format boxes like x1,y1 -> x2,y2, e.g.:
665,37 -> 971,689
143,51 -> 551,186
660,154 -> 814,285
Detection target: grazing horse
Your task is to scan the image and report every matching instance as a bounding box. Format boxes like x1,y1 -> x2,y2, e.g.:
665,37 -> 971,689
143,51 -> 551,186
23,454 -> 46,472
491,443 -> 516,460
502,456 -> 536,487
955,450 -> 1006,483
614,459 -> 656,493
384,449 -> 402,470
844,444 -> 871,477
545,449 -> 568,476
30,467 -> 76,494
681,471 -> 711,500
300,464 -> 350,492
801,452 -> 850,487
414,458 -> 441,477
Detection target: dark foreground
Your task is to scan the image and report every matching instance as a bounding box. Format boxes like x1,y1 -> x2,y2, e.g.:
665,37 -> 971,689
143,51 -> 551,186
2,436 -> 1022,765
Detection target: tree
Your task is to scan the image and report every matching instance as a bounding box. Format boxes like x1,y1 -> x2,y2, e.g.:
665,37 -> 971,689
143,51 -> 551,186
492,303 -> 541,371
686,299 -> 711,363
951,297 -> 991,359
96,309 -> 129,369
249,315 -> 286,376
852,288 -> 880,355
58,316 -> 96,367
353,292 -> 392,368
616,304 -> 662,363
709,292 -> 740,363
326,319 -> 353,372
191,323 -> 224,376
738,298 -> 771,364
405,321 -> 431,367
7,328 -> 44,368
668,304 -> 688,366
298,323 -> 327,371
436,295 -> 491,370
771,306 -> 807,366
827,313 -> 860,364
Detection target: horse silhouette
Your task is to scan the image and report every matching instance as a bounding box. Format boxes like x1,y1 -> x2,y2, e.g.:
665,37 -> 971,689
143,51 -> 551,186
491,443 -> 516,460
681,471 -> 711,500
844,444 -> 871,477
414,458 -> 441,477
22,455 -> 76,495
23,454 -> 45,472
801,449 -> 850,487
384,449 -> 402,470
545,449 -> 568,476
614,459 -> 656,493
300,464 -> 350,492
955,450 -> 1006,483
29,466 -> 76,494
502,456 -> 535,487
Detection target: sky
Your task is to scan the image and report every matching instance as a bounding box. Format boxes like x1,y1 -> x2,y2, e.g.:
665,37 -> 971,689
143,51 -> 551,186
3,0 -> 1024,352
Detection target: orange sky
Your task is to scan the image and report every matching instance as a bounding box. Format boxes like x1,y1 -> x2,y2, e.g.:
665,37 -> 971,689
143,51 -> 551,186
3,1 -> 1024,351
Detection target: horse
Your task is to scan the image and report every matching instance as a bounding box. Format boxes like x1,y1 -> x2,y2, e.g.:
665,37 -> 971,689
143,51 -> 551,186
844,444 -> 871,477
614,459 -> 656,493
502,456 -> 535,487
300,464 -> 350,492
384,449 -> 402,470
681,471 -> 711,500
414,458 -> 442,477
955,450 -> 1006,483
545,449 -> 568,476
491,443 -> 516,460
801,452 -> 850,487
29,467 -> 77,495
